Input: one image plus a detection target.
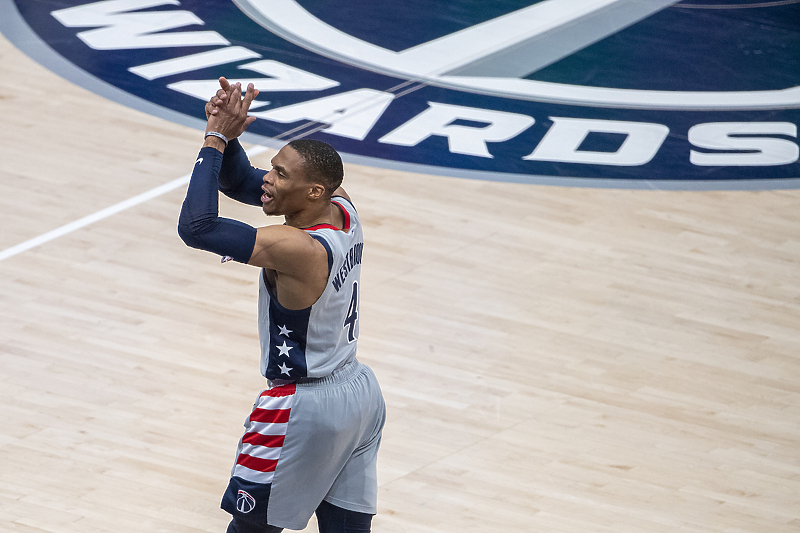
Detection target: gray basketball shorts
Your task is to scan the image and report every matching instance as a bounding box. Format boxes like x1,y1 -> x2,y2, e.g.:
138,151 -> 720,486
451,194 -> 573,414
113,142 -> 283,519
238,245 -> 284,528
220,359 -> 385,530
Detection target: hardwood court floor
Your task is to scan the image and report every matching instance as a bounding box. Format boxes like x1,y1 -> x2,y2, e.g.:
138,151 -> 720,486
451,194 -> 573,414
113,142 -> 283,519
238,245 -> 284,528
1,32 -> 800,533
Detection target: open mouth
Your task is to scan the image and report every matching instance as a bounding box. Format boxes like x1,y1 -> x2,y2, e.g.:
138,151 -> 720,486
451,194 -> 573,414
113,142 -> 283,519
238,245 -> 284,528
261,187 -> 273,204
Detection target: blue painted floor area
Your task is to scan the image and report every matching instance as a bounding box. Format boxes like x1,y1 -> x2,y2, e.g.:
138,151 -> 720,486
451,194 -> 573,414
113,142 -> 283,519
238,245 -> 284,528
3,0 -> 800,189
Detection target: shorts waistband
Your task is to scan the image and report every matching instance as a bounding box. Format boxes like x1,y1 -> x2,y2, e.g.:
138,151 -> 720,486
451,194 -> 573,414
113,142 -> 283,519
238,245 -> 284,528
268,358 -> 362,389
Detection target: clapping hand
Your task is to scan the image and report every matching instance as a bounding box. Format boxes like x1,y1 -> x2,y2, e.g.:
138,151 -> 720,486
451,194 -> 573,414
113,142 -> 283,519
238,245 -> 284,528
205,77 -> 260,142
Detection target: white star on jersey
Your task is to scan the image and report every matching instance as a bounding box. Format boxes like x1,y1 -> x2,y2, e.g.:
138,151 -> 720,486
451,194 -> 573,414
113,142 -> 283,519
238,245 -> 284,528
278,362 -> 292,376
278,325 -> 292,337
276,341 -> 292,357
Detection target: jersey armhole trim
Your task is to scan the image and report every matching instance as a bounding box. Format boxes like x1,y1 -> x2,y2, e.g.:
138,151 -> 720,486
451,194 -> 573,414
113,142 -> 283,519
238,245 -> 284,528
262,269 -> 313,315
330,200 -> 351,232
331,195 -> 357,213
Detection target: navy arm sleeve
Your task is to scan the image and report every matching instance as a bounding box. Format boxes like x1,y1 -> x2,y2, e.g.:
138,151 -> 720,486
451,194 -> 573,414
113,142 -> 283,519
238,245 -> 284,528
178,147 -> 257,264
218,138 -> 267,206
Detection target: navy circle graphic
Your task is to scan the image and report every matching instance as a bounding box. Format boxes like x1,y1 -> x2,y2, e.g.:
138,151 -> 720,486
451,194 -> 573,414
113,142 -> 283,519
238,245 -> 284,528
2,0 -> 799,190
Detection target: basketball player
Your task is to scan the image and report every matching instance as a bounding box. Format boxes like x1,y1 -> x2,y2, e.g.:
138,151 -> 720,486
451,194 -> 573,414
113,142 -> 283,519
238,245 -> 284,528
178,78 -> 385,533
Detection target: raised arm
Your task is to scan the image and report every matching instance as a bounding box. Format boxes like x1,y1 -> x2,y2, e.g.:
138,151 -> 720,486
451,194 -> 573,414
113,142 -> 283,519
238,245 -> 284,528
178,144 -> 326,279
218,138 -> 267,206
178,146 -> 257,263
178,81 -> 262,264
178,82 -> 328,290
205,78 -> 266,206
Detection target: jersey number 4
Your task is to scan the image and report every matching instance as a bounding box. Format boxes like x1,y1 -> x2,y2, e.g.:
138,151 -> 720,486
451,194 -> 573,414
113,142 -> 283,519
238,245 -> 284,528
344,281 -> 359,343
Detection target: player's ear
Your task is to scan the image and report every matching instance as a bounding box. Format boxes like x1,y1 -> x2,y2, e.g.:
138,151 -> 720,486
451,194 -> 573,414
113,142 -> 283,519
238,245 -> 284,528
308,183 -> 326,201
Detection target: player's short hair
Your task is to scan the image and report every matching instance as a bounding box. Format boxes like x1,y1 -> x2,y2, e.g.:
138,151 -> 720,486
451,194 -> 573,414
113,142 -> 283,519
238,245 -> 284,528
288,139 -> 344,196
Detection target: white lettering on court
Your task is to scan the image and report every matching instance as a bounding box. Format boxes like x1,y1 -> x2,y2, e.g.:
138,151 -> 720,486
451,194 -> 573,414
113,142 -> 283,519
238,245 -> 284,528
167,60 -> 339,105
52,0 -> 229,50
524,117 -> 669,166
688,122 -> 799,167
252,89 -> 394,141
129,47 -> 262,80
378,102 -> 534,158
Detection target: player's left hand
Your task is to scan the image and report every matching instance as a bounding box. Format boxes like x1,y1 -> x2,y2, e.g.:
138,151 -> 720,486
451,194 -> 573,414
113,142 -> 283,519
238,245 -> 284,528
205,77 -> 259,139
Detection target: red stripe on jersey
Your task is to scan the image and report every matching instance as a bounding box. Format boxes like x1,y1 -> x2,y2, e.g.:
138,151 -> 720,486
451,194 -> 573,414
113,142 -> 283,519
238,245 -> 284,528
242,432 -> 285,448
236,453 -> 278,473
250,408 -> 290,424
331,201 -> 351,232
303,223 -> 340,232
260,384 -> 297,398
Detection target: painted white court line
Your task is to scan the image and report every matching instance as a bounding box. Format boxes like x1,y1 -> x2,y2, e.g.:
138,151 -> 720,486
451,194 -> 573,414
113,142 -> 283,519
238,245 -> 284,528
0,145 -> 270,262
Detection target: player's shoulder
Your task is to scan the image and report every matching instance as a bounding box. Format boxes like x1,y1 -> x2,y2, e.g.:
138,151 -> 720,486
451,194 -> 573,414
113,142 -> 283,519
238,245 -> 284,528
259,223 -> 320,247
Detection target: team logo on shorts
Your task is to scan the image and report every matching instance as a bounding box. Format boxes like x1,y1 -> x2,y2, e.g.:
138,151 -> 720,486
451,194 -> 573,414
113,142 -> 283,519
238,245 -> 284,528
236,490 -> 256,514
3,0 -> 799,189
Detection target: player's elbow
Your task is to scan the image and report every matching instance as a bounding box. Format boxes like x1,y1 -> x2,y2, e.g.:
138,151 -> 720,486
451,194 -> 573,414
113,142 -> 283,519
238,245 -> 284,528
177,214 -> 214,249
177,220 -> 201,249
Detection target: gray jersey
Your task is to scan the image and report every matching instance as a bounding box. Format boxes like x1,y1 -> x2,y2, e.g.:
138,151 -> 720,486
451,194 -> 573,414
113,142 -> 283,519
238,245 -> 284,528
258,197 -> 363,380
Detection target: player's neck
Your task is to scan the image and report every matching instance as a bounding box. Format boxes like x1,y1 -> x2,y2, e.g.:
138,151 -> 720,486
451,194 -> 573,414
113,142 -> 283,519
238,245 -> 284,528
284,200 -> 336,230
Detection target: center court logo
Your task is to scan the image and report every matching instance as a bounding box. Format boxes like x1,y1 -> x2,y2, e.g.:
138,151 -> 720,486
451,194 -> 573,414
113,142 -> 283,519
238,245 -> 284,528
236,489 -> 256,513
4,0 -> 800,189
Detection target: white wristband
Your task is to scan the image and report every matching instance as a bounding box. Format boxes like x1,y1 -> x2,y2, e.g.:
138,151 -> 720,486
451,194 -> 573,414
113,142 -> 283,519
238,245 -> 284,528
204,131 -> 229,147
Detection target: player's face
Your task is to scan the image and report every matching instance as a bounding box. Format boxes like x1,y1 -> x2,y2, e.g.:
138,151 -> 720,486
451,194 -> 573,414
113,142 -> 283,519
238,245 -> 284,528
261,146 -> 313,217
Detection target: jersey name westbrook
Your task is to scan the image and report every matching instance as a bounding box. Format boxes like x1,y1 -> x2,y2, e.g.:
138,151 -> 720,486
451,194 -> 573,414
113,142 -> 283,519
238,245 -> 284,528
331,242 -> 363,293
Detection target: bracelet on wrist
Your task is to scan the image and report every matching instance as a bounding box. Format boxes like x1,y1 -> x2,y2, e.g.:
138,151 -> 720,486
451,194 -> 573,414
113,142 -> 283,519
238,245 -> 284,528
204,131 -> 229,147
